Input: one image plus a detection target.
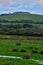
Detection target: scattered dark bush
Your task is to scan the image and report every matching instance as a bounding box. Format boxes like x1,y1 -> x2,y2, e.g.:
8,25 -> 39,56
20,49 -> 26,52
40,51 -> 43,54
16,42 -> 21,46
29,46 -> 33,49
32,50 -> 38,53
12,48 -> 18,52
23,53 -> 30,59
35,47 -> 38,50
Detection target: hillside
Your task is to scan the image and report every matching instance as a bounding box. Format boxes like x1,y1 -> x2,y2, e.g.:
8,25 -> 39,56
0,12 -> 43,36
0,12 -> 43,22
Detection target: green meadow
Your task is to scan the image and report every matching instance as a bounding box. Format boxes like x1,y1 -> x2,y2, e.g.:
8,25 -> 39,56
0,39 -> 43,65
0,58 -> 41,65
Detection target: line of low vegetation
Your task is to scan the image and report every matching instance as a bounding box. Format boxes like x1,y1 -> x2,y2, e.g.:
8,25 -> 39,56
1,32 -> 43,37
0,20 -> 43,24
0,23 -> 43,36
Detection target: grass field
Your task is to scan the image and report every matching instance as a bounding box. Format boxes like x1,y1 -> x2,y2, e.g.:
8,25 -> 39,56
0,39 -> 43,65
0,12 -> 43,21
0,58 -> 41,65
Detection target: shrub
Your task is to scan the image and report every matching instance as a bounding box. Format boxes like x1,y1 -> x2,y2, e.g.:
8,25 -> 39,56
40,51 -> 43,54
35,47 -> 38,50
20,49 -> 26,52
23,53 -> 30,59
16,42 -> 21,46
29,46 -> 33,49
12,48 -> 18,52
32,50 -> 38,53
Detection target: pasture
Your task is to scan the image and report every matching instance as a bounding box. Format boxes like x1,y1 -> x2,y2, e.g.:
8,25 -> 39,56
0,12 -> 43,21
0,58 -> 41,65
0,39 -> 43,65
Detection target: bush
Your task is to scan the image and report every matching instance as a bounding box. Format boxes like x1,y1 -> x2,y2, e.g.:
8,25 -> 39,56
40,51 -> 43,54
32,50 -> 38,53
23,53 -> 30,59
28,46 -> 33,49
12,48 -> 18,52
20,49 -> 26,52
35,47 -> 38,50
16,42 -> 21,46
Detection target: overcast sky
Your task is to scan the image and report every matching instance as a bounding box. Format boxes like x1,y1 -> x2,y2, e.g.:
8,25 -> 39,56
0,0 -> 43,14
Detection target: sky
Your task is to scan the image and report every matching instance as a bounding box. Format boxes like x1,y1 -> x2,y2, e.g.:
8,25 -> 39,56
0,0 -> 43,14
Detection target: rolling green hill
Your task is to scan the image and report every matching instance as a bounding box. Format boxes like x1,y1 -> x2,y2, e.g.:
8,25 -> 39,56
0,12 -> 43,22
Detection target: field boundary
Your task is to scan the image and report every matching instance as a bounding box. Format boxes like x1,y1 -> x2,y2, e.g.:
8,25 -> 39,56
0,35 -> 43,40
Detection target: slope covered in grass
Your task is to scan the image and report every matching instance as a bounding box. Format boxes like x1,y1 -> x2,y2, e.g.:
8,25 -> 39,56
0,12 -> 43,22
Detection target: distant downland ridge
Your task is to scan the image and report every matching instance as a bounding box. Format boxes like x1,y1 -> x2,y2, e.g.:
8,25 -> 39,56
0,12 -> 43,22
